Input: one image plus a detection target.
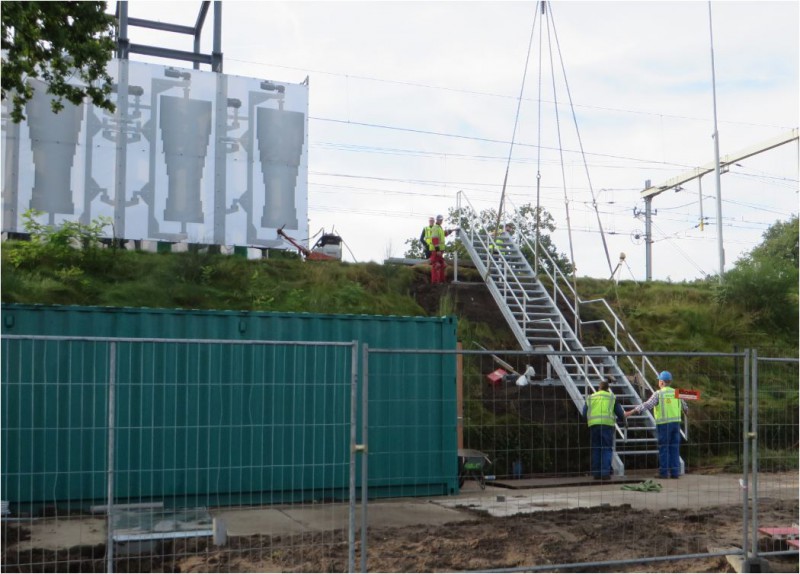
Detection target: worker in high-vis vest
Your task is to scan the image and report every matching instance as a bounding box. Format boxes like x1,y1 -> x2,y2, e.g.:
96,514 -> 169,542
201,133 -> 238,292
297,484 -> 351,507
419,216 -> 435,259
625,370 -> 688,479
582,379 -> 625,480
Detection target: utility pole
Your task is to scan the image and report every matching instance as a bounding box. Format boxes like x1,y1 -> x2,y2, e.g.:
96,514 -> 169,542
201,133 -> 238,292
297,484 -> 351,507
644,188 -> 652,282
640,128 -> 799,280
708,1 -> 725,282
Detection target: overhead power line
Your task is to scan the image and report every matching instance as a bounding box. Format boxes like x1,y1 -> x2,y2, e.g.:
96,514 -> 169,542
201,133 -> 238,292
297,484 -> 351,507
228,56 -> 793,131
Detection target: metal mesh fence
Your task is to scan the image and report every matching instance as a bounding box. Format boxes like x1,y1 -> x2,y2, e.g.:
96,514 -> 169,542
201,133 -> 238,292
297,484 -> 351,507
750,355 -> 799,562
1,336 -> 358,573
360,347 -> 798,573
1,339 -> 797,573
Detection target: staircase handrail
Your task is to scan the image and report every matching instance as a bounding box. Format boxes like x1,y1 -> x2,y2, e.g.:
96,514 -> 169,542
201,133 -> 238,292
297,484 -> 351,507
500,194 -> 661,396
579,316 -> 660,398
530,317 -> 610,396
456,193 -> 536,312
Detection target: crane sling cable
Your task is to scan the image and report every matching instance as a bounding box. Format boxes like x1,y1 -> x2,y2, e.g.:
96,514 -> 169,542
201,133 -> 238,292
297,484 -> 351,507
549,3 -> 614,276
543,6 -> 581,338
534,0 -> 544,274
492,3 -> 541,242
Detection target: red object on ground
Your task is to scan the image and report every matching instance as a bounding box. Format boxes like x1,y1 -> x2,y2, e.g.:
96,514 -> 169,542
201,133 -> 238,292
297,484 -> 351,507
486,369 -> 507,386
675,388 -> 701,400
758,526 -> 799,539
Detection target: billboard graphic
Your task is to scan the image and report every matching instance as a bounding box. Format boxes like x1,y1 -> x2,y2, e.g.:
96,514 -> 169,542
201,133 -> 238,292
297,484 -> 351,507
1,59 -> 309,248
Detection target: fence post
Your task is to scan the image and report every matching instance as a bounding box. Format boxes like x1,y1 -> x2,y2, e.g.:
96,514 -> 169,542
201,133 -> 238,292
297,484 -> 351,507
348,340 -> 359,573
741,348 -> 750,566
106,341 -> 116,574
750,348 -> 759,559
360,343 -> 370,573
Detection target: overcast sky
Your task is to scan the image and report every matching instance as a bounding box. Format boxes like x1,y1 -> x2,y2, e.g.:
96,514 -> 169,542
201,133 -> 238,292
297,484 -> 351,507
115,1 -> 799,281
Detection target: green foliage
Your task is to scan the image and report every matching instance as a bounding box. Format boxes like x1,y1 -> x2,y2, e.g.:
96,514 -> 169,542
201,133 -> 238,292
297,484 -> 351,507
6,209 -> 112,270
405,203 -> 574,275
1,1 -> 116,122
716,216 -> 799,336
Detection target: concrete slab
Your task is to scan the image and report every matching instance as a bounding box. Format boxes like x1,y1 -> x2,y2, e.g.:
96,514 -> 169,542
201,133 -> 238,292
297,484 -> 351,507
10,517 -> 106,551
491,476 -> 642,489
212,508 -> 306,537
214,500 -> 473,537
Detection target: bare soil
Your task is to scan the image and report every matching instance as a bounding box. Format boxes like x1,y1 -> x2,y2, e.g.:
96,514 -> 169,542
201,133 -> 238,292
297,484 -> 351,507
3,499 -> 797,573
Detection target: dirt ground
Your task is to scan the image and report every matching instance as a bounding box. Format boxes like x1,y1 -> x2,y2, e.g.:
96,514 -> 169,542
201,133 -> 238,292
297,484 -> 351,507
3,498 -> 798,573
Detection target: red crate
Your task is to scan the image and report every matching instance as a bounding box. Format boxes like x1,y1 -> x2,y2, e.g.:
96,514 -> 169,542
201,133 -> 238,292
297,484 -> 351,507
486,368 -> 507,386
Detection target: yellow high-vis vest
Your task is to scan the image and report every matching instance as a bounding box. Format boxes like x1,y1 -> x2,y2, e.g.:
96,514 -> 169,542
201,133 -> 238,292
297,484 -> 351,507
587,390 -> 615,427
655,387 -> 681,424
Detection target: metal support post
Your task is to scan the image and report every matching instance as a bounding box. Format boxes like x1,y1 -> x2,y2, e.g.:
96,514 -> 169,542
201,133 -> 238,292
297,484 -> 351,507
348,341 -> 358,573
117,2 -> 129,60
750,348 -> 759,557
644,195 -> 652,281
212,1 -> 223,72
708,1 -> 725,281
360,344 -> 369,573
741,348 -> 750,566
105,342 -> 117,573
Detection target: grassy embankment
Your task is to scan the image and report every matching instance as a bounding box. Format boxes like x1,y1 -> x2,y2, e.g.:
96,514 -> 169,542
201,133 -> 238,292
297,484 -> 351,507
2,242 -> 797,472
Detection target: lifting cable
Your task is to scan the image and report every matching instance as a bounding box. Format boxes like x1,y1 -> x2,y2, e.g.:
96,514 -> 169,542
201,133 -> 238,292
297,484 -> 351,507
493,2 -> 541,237
548,4 -> 614,276
544,8 -> 578,287
534,1 -> 544,274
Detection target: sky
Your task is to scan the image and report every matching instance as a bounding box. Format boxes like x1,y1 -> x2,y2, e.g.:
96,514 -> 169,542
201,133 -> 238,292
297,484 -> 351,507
113,0 -> 799,281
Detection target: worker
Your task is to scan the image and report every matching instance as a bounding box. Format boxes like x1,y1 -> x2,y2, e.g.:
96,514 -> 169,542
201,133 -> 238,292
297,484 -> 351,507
429,214 -> 447,284
582,379 -> 625,480
419,216 -> 434,259
624,370 -> 688,479
489,223 -> 513,252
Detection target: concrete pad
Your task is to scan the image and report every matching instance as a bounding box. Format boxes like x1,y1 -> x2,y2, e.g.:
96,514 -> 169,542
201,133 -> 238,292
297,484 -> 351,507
211,508 -> 306,537
708,546 -> 744,574
491,476 -> 642,489
215,500 -> 473,537
11,517 -> 106,551
362,501 -> 473,528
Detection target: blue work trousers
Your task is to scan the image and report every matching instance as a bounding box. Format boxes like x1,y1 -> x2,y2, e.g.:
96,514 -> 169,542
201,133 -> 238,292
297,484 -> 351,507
656,422 -> 682,478
590,424 -> 614,478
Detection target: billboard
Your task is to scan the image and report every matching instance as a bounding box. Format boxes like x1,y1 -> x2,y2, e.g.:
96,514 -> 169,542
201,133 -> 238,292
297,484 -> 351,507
1,59 -> 309,248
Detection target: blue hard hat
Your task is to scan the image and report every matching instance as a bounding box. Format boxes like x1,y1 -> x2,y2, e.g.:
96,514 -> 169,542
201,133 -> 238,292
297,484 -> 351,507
658,370 -> 672,382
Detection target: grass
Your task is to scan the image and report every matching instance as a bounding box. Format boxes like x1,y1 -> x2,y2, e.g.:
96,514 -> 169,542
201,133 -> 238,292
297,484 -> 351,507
2,242 -> 797,468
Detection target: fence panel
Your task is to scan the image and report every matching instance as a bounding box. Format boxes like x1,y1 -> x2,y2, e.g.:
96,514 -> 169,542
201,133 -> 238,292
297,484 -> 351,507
355,348 -> 798,573
750,355 -> 799,566
1,336 -> 357,573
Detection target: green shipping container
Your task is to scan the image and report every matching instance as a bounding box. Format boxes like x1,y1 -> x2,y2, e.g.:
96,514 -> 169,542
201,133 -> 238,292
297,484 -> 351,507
1,304 -> 458,507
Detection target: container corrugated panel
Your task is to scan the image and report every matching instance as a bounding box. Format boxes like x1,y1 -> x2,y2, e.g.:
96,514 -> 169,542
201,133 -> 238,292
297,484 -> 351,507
1,304 -> 458,506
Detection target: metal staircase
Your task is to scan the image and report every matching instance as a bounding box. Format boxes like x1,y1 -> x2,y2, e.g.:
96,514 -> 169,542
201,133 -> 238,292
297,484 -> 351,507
455,191 -> 686,476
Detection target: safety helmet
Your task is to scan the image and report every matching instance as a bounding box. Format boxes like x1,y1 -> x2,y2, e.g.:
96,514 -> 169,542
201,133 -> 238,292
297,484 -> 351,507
658,370 -> 672,382
436,214 -> 444,221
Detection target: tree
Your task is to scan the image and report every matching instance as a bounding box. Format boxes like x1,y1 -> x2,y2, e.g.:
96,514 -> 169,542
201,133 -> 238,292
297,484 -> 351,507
404,203 -> 574,276
1,1 -> 116,122
717,216 -> 799,334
